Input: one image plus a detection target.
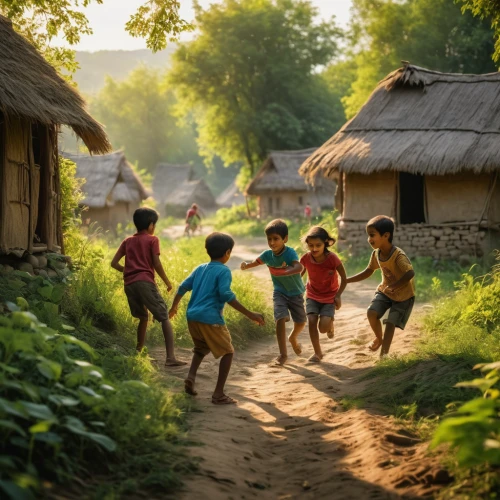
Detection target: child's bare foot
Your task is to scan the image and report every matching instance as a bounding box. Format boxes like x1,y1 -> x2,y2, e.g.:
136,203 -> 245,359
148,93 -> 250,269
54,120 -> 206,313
165,358 -> 187,367
184,378 -> 197,396
368,338 -> 382,352
288,335 -> 302,355
274,354 -> 288,365
211,394 -> 237,405
308,353 -> 323,363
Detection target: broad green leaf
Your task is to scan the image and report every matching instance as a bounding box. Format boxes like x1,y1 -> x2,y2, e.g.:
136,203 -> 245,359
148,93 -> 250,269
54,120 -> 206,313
50,284 -> 65,303
63,421 -> 116,452
36,359 -> 62,381
37,285 -> 53,300
61,335 -> 96,359
48,394 -> 80,407
18,401 -> 57,422
64,416 -> 85,431
8,279 -> 27,290
0,480 -> 35,500
122,380 -> 150,390
88,370 -> 102,379
11,312 -> 38,329
0,398 -> 27,419
16,297 -> 29,311
29,420 -> 54,434
0,456 -> 16,469
2,381 -> 40,401
0,419 -> 27,437
43,302 -> 59,317
13,271 -> 34,280
5,301 -> 20,312
78,386 -> 104,404
100,384 -> 115,392
0,362 -> 21,375
61,324 -> 75,331
34,431 -> 63,446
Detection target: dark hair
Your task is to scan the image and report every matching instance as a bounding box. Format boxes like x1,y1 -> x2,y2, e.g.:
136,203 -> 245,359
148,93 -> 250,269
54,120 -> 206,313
264,219 -> 288,239
205,232 -> 235,259
366,215 -> 394,243
302,226 -> 336,248
191,203 -> 198,209
133,207 -> 159,231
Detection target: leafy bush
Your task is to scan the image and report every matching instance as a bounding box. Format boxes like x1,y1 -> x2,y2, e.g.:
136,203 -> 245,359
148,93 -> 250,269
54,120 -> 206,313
59,156 -> 85,233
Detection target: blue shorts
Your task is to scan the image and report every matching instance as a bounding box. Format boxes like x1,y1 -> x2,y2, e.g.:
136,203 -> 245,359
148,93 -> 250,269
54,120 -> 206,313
306,298 -> 335,318
273,291 -> 306,324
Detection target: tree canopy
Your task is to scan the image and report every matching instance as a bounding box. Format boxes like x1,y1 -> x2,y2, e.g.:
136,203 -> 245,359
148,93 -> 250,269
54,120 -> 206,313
341,0 -> 497,118
168,0 -> 343,175
0,0 -> 191,74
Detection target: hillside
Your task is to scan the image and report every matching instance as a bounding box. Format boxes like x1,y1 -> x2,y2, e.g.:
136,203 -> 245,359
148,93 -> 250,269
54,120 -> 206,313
74,47 -> 175,94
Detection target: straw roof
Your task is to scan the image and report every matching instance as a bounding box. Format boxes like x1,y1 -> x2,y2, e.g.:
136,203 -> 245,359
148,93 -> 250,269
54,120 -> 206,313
216,181 -> 245,207
167,179 -> 216,209
246,148 -> 334,195
63,151 -> 150,208
300,64 -> 500,182
152,163 -> 194,206
0,15 -> 110,154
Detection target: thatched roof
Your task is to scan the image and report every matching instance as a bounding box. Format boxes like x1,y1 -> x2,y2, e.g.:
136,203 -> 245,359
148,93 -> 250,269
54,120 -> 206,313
216,181 -> 245,207
246,148 -> 334,195
63,151 -> 150,208
0,15 -> 110,154
300,64 -> 500,182
152,163 -> 194,206
167,179 -> 216,209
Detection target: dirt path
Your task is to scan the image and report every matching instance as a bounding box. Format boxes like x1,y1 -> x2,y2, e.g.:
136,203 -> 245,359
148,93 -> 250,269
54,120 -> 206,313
156,239 -> 443,499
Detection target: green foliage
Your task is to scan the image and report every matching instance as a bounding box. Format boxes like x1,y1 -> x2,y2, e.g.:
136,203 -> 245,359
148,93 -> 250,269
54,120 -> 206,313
1,0 -> 192,75
169,0 -> 343,173
432,361 -> 500,467
59,156 -> 85,233
343,0 -> 497,118
90,66 -> 201,173
0,267 -> 193,497
460,0 -> 500,62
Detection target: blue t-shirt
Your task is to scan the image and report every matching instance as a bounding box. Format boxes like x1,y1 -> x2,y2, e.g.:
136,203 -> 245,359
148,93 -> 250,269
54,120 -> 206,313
258,246 -> 305,297
178,261 -> 236,325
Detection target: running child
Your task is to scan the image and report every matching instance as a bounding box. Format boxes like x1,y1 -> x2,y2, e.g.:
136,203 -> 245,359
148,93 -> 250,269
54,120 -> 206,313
185,203 -> 201,236
346,215 -> 415,357
240,219 -> 306,365
111,207 -> 186,366
300,226 -> 347,362
169,232 -> 265,404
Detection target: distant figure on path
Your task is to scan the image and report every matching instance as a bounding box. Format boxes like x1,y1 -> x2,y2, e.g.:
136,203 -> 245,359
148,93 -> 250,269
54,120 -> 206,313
169,232 -> 265,404
304,202 -> 312,222
111,207 -> 186,366
346,216 -> 415,357
185,203 -> 202,236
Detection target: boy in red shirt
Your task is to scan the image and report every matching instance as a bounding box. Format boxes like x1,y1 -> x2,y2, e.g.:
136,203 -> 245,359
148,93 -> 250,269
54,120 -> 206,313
111,207 -> 186,366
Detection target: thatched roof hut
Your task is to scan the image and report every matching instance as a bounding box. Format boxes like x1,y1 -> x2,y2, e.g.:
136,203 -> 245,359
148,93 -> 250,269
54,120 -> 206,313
246,149 -> 335,218
63,151 -> 149,230
300,64 -> 500,258
216,181 -> 245,208
0,15 -> 110,256
152,163 -> 216,216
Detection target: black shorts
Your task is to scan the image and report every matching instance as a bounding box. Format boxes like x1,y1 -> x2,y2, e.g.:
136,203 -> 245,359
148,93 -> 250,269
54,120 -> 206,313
124,281 -> 168,322
368,291 -> 414,330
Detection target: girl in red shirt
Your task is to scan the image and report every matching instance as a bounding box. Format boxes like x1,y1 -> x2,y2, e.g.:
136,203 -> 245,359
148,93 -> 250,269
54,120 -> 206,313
300,226 -> 347,362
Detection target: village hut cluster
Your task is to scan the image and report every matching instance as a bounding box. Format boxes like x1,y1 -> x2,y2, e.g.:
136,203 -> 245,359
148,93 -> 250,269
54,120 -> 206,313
63,151 -> 149,231
152,163 -> 216,216
245,149 -> 336,218
0,15 -> 110,275
300,64 -> 500,259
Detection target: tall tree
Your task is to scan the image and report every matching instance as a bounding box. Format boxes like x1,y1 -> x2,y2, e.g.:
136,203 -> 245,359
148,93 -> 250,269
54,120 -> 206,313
168,0 -> 343,175
0,0 -> 191,74
460,0 -> 500,62
343,0 -> 497,118
90,66 -> 200,172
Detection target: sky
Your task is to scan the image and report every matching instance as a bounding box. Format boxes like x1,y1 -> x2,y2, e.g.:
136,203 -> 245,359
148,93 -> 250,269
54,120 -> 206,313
56,0 -> 353,52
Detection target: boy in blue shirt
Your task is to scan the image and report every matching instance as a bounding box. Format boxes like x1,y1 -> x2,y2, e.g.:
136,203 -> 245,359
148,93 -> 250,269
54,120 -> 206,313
169,232 -> 265,405
241,219 -> 306,365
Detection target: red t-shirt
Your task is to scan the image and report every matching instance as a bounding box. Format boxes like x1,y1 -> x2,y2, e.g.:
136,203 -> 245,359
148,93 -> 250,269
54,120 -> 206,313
186,208 -> 197,219
300,251 -> 342,303
116,233 -> 160,286
304,206 -> 312,217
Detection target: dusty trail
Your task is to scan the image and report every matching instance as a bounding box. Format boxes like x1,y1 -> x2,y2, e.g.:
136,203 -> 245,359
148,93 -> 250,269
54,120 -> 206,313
156,239 -> 443,499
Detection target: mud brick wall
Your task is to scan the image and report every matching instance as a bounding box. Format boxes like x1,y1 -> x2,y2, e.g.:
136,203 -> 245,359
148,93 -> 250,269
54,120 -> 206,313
337,221 -> 487,259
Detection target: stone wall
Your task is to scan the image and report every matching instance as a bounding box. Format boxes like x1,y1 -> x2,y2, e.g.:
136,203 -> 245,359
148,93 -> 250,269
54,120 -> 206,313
0,251 -> 71,279
337,220 -> 489,259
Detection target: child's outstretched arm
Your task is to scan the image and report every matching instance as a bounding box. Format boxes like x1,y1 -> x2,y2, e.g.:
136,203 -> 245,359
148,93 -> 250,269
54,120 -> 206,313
228,299 -> 265,325
268,261 -> 304,277
110,246 -> 125,273
169,293 -> 183,319
334,263 -> 347,309
346,267 -> 374,284
169,269 -> 196,318
240,259 -> 263,270
153,254 -> 173,292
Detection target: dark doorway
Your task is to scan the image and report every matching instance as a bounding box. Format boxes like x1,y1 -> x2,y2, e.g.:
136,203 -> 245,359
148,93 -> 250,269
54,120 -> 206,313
399,172 -> 426,224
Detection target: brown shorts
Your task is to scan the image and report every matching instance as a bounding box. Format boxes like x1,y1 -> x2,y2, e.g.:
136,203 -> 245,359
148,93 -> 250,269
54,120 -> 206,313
124,281 -> 168,322
188,321 -> 234,359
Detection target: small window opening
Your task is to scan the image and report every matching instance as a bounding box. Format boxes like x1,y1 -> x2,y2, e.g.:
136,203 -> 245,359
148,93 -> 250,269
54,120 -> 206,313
298,196 -> 303,206
399,172 -> 426,224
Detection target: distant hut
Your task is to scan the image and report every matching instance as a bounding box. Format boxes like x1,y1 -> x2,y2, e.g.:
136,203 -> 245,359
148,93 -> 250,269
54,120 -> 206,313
245,149 -> 336,218
152,163 -> 216,216
63,151 -> 149,230
300,64 -> 500,258
216,181 -> 245,208
0,15 -> 110,255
